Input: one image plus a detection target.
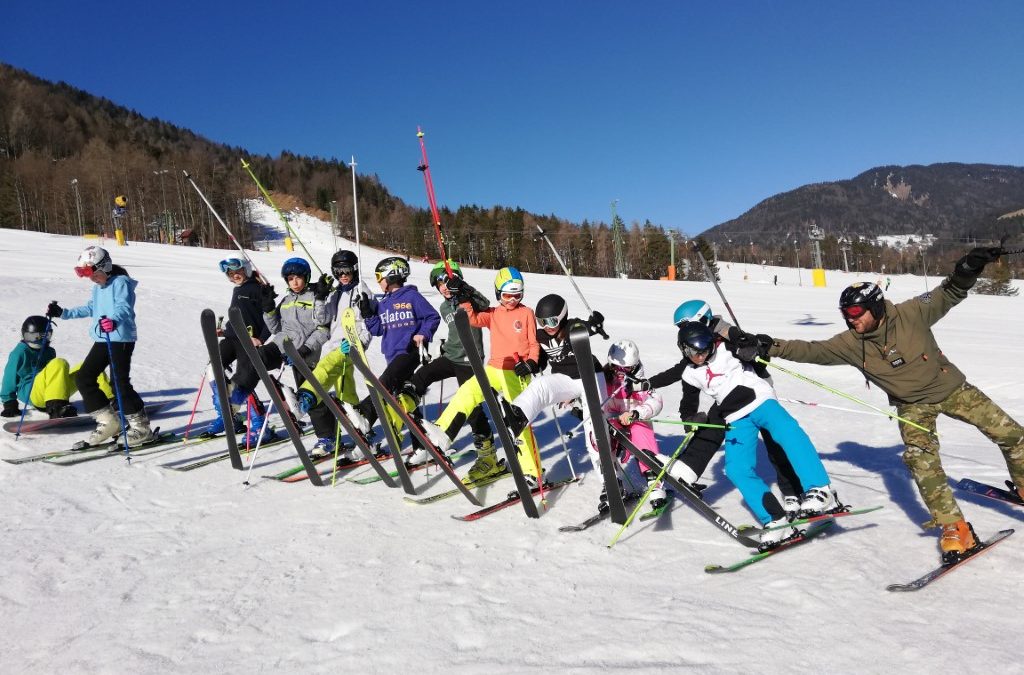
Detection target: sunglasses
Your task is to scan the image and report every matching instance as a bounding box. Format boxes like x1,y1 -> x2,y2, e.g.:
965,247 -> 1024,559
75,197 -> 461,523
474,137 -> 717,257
841,305 -> 869,319
537,316 -> 561,329
74,265 -> 98,278
219,258 -> 246,274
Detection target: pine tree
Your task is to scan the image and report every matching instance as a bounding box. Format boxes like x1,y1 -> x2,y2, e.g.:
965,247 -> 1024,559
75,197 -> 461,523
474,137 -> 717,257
693,237 -> 720,281
973,261 -> 1019,296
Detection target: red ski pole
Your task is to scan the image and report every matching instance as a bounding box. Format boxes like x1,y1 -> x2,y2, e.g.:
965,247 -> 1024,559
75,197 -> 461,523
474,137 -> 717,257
416,127 -> 454,278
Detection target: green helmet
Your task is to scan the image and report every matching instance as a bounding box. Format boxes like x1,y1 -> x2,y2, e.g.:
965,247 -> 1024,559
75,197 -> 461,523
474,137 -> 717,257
429,259 -> 463,287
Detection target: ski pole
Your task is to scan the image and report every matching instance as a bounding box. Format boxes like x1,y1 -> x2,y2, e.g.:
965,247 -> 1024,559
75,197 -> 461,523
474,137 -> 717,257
239,158 -> 325,275
101,318 -> 132,461
778,397 -> 883,417
242,398 -> 276,486
351,155 -> 363,272
549,405 -> 577,481
651,418 -> 730,430
14,315 -> 55,440
416,127 -> 454,277
183,363 -> 209,441
692,242 -> 741,330
608,431 -> 694,548
183,171 -> 270,286
758,358 -> 936,435
534,224 -> 608,339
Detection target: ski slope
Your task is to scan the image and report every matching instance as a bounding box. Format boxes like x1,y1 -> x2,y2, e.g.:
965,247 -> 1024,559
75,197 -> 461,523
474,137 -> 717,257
1,210 -> 1021,673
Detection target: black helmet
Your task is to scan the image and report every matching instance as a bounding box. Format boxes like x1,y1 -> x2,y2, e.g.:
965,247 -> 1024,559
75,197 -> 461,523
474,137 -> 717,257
22,315 -> 52,349
535,294 -> 568,330
677,321 -> 716,361
839,282 -> 884,320
374,256 -> 411,285
331,250 -> 359,281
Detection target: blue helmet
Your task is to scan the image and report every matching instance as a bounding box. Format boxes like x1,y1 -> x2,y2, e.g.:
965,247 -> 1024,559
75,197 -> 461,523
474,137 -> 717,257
494,267 -> 524,300
281,257 -> 311,283
673,299 -> 713,326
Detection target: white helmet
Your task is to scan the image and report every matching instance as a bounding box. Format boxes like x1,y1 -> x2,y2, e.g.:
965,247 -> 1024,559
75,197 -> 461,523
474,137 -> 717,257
77,246 -> 113,274
607,339 -> 642,374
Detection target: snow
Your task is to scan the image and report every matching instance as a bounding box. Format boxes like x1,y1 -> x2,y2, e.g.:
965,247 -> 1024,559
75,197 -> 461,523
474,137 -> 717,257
1,212 -> 1022,673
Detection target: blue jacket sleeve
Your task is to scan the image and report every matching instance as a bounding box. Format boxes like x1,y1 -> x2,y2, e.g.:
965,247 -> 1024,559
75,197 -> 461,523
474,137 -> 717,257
62,297 -> 95,320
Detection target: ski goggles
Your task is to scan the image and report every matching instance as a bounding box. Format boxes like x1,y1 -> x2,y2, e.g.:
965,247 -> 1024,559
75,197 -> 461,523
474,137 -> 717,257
219,258 -> 246,274
840,304 -> 869,320
537,316 -> 561,329
74,265 -> 99,278
681,344 -> 711,359
332,265 -> 355,277
500,292 -> 523,302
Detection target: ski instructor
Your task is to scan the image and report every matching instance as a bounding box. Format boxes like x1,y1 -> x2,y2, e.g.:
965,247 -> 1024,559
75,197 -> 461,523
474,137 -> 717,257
735,246 -> 1024,563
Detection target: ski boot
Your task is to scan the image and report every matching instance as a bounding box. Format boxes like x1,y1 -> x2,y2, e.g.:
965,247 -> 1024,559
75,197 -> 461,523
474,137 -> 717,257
597,478 -> 625,513
797,485 -> 842,518
311,437 -> 334,459
204,385 -> 245,436
939,520 -> 979,564
500,399 -> 530,438
342,402 -> 371,436
241,411 -> 276,446
643,470 -> 668,509
758,517 -> 801,551
464,445 -> 503,485
84,404 -> 121,447
122,409 -> 155,447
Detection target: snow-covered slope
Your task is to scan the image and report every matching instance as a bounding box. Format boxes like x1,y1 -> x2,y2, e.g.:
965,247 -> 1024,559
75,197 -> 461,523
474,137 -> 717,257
1,216 -> 1021,673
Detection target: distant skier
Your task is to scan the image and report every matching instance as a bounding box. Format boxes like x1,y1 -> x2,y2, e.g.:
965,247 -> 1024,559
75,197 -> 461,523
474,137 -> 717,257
1,316 -> 113,420
736,247 -> 1024,562
45,246 -> 154,446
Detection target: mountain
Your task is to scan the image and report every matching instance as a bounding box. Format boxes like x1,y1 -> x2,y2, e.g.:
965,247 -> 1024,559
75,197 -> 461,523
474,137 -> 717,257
703,163 -> 1024,245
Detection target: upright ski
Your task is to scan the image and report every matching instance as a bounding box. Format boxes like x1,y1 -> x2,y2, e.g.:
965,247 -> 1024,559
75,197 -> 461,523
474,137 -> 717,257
200,309 -> 243,470
887,529 -> 1015,592
568,322 -> 627,524
956,477 -> 1024,506
452,308 -> 538,518
227,307 -> 323,486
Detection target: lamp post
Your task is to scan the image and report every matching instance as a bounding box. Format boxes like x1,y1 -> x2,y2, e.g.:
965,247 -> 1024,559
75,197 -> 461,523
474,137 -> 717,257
794,239 -> 802,286
71,178 -> 84,236
153,169 -> 170,242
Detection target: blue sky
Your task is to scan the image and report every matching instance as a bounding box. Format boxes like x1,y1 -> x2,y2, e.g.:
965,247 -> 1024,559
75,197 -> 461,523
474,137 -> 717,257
4,1 -> 1022,234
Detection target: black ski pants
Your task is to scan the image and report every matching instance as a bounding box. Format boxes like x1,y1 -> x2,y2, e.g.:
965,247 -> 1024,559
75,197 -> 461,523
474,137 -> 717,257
409,357 -> 492,440
76,341 -> 144,415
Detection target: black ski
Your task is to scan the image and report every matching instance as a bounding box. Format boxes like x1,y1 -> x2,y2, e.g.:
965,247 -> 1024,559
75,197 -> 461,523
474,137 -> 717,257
282,336 -> 397,487
43,430 -> 180,465
559,492 -> 644,532
611,428 -> 763,549
453,477 -> 577,521
227,307 -> 323,486
200,309 -> 243,470
452,308 -> 538,518
887,529 -> 1015,592
567,321 -> 627,524
956,477 -> 1024,506
343,309 -> 481,506
705,520 -> 837,574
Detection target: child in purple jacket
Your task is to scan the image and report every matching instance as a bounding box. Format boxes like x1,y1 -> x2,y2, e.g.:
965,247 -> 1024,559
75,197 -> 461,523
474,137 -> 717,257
345,256 -> 440,435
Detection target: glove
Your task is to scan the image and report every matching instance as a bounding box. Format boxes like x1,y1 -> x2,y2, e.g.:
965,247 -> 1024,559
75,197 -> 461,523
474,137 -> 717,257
444,274 -> 464,294
46,301 -> 63,319
957,247 -> 1003,276
1,400 -> 20,418
513,359 -> 539,378
587,310 -> 605,331
358,294 -> 375,319
312,273 -> 334,300
339,339 -> 351,355
297,345 -> 312,359
297,389 -> 317,415
260,284 -> 278,313
682,411 -> 708,432
627,374 -> 651,392
98,317 -> 117,333
735,332 -> 772,363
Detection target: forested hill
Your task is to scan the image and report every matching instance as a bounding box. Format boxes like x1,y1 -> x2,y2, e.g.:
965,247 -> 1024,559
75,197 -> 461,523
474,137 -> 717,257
704,163 -> 1024,245
0,63 -> 677,279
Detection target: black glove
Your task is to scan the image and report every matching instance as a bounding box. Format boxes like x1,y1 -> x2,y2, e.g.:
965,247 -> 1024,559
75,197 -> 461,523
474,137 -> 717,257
260,284 -> 278,313
358,294 -> 375,319
626,373 -> 652,392
312,273 -> 334,300
514,359 -> 539,378
587,310 -> 605,330
297,345 -> 312,359
682,411 -> 708,432
1,399 -> 20,418
444,274 -> 464,294
956,247 -> 1003,276
735,332 -> 773,363
45,301 -> 63,319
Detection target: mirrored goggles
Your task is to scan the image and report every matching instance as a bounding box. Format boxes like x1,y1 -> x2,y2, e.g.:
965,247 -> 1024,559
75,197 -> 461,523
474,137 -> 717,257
219,258 -> 246,274
333,265 -> 355,277
841,304 -> 868,320
74,265 -> 97,278
537,316 -> 561,329
682,344 -> 711,359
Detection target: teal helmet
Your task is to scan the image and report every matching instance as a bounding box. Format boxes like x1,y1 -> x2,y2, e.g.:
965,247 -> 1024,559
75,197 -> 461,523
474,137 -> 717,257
673,299 -> 713,326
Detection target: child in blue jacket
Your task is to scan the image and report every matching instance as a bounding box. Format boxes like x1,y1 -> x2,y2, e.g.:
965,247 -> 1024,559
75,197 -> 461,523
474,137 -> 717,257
45,246 -> 153,447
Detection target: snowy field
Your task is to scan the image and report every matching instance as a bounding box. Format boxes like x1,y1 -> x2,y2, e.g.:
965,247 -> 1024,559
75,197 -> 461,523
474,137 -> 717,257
1,209 -> 1022,673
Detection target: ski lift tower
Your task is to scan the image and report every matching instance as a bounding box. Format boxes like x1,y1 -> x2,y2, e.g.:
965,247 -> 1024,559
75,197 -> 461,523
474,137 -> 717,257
611,199 -> 628,279
809,222 -> 827,287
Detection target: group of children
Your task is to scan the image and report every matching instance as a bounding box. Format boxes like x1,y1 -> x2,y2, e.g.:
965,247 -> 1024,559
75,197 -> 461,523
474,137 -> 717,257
12,242 -> 1019,561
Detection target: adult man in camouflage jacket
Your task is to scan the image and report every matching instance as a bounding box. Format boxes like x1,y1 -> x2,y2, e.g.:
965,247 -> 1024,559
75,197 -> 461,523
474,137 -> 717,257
737,247 -> 1024,563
